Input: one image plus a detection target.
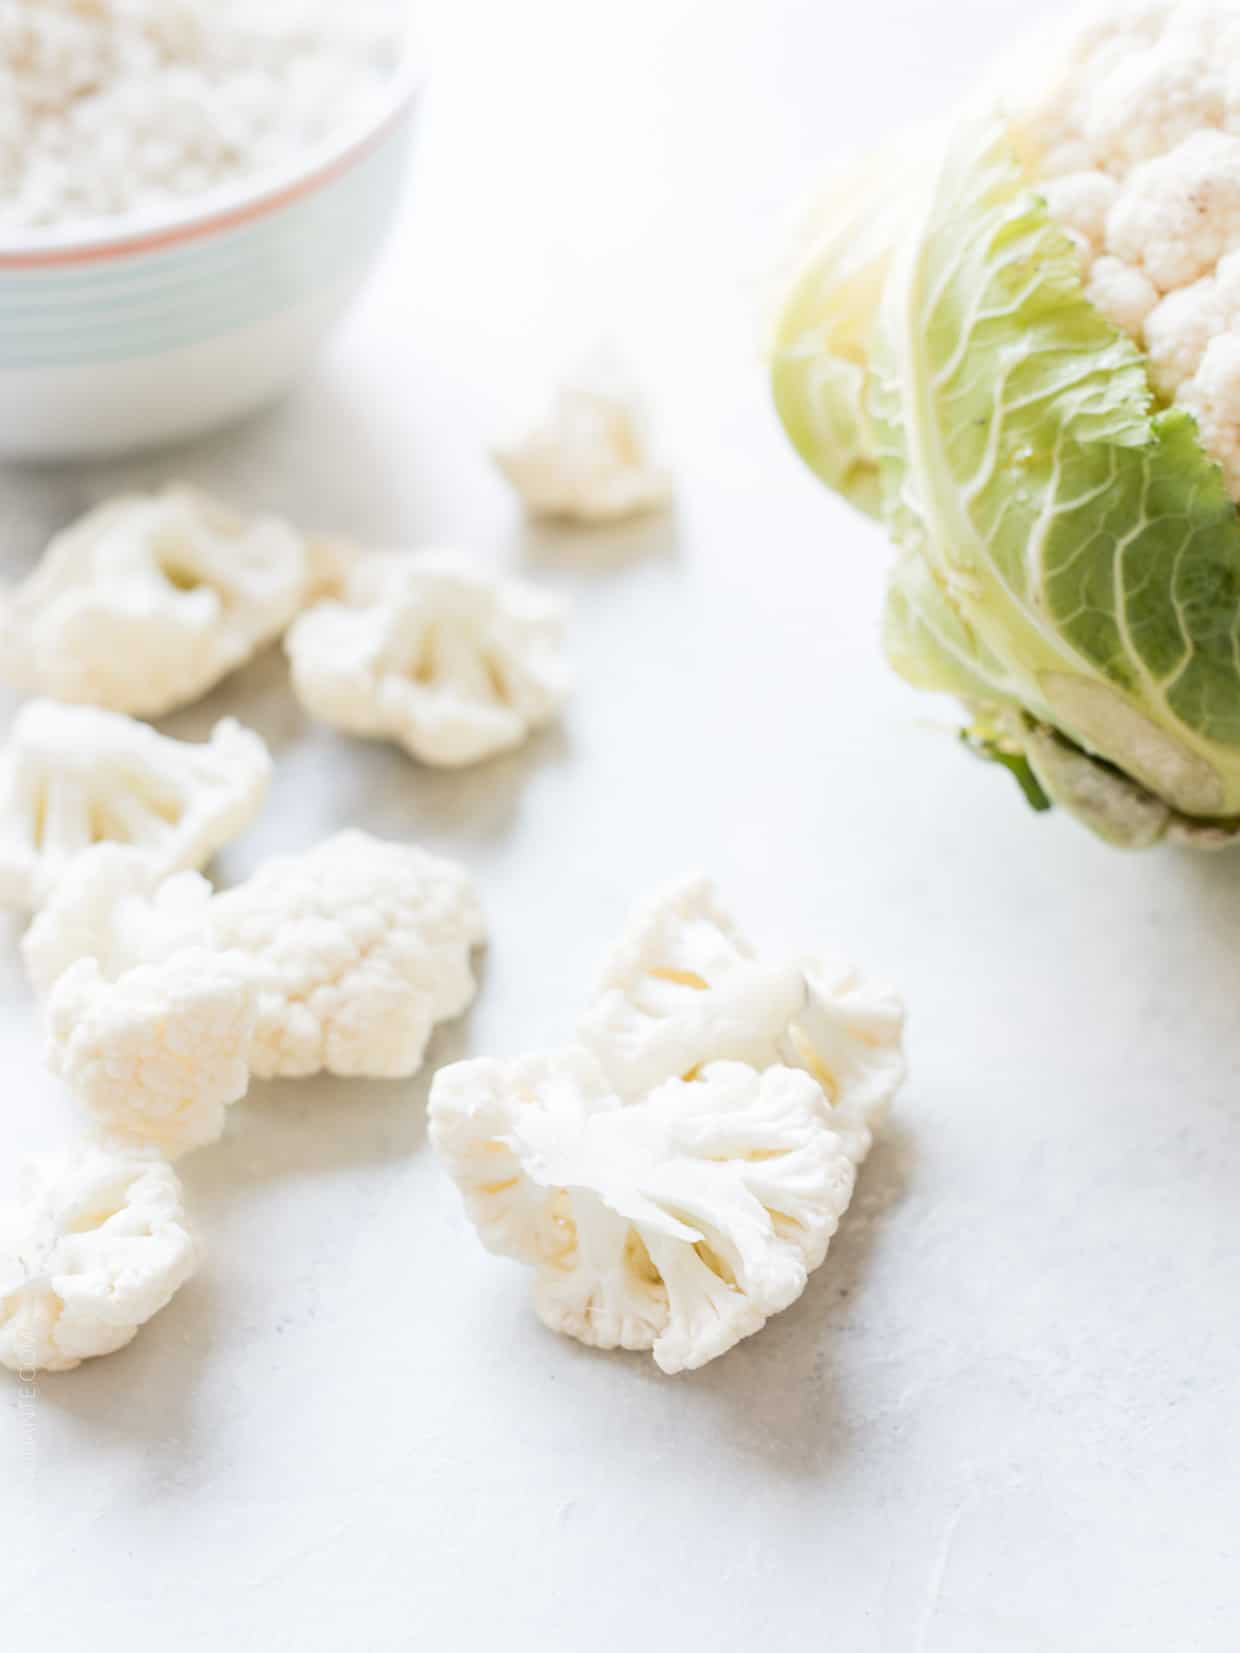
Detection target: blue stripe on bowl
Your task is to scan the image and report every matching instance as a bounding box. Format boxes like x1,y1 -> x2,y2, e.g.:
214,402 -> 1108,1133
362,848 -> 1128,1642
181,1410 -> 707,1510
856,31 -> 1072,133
0,110 -> 414,370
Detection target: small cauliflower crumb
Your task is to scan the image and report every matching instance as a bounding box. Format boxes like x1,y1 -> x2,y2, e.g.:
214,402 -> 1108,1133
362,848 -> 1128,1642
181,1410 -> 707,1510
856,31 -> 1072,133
493,383 -> 672,526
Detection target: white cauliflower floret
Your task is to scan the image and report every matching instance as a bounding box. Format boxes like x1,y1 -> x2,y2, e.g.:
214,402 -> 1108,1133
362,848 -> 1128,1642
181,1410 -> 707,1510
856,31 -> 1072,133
0,701 -> 270,912
0,1145 -> 198,1373
578,875 -> 809,1099
23,845 -> 212,1000
578,876 -> 906,1165
286,551 -> 571,769
0,487 -> 312,716
1040,169 -> 1118,251
47,952 -> 257,1158
24,846 -> 254,1157
782,960 -> 908,1167
24,833 -> 486,1151
430,1050 -> 856,1374
493,384 -> 672,525
1002,0 -> 1240,495
206,830 -> 486,1079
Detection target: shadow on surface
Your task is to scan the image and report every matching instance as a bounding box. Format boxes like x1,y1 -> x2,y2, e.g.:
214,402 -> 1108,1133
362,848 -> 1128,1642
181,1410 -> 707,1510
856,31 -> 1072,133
530,1119 -> 917,1481
31,1269 -> 222,1477
157,641 -> 310,756
665,1121 -> 916,1478
187,1001 -> 479,1202
520,505 -> 681,574
318,722 -> 572,850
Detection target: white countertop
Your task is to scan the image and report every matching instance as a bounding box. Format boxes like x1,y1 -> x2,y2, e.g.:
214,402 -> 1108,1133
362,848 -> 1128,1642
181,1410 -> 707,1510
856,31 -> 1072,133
4,1 -> 1239,1647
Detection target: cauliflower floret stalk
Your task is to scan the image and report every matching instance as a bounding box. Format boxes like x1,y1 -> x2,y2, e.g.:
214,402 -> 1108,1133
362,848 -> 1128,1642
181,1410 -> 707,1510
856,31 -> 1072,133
0,1145 -> 198,1374
0,701 -> 271,912
23,832 -> 486,1157
578,876 -> 905,1165
430,1050 -> 857,1374
0,486 -> 312,718
773,0 -> 1240,850
286,550 -> 571,769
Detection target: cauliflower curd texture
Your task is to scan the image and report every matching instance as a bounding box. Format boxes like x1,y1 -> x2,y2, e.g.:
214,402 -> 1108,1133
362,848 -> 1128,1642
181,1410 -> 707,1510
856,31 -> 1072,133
25,832 -> 486,1157
430,878 -> 905,1373
1010,0 -> 1240,496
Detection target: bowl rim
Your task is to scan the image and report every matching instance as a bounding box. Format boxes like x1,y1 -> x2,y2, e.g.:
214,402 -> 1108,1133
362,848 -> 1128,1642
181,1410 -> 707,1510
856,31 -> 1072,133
0,49 -> 423,272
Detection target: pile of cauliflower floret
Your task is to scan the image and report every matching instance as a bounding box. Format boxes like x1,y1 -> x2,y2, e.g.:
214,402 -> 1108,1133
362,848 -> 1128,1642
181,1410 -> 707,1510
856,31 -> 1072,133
0,471 -> 904,1379
1008,0 -> 1240,495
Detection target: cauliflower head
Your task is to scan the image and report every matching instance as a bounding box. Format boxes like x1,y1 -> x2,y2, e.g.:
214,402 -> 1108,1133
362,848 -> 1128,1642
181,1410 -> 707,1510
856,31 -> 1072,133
430,1049 -> 855,1374
579,876 -> 905,1164
287,551 -> 571,768
0,1145 -> 198,1373
0,701 -> 270,912
0,487 -> 312,717
493,383 -> 672,525
773,0 -> 1240,849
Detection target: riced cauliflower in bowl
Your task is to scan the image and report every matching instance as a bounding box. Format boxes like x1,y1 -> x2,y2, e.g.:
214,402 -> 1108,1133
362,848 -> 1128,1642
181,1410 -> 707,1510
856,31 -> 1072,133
0,0 -> 421,460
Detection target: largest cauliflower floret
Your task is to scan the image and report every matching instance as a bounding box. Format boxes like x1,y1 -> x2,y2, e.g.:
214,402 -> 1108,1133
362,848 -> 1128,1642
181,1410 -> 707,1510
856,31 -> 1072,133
430,1050 -> 856,1374
0,487 -> 312,717
0,1145 -> 198,1373
773,0 -> 1240,850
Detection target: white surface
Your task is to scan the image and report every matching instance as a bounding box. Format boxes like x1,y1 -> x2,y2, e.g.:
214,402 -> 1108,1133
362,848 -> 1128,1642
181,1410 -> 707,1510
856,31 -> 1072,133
3,1 -> 1239,1647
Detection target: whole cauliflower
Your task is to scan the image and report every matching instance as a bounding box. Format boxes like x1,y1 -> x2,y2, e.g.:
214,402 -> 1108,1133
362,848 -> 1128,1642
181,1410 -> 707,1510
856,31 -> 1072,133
287,551 -> 571,768
0,487 -> 312,717
0,1145 -> 198,1373
773,0 -> 1240,849
430,1050 -> 855,1374
24,832 -> 486,1154
579,876 -> 906,1165
0,701 -> 270,912
493,382 -> 672,525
